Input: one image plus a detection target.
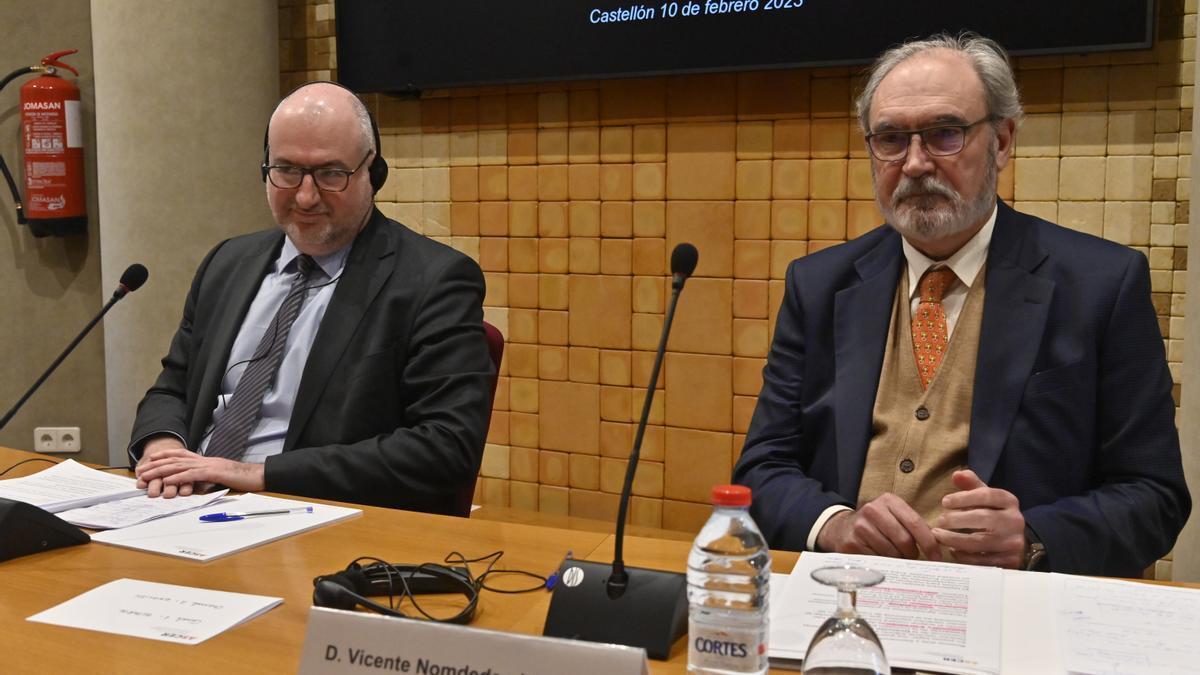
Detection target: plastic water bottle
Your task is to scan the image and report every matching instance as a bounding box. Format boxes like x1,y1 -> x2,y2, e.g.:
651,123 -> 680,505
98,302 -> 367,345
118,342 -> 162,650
687,484 -> 771,674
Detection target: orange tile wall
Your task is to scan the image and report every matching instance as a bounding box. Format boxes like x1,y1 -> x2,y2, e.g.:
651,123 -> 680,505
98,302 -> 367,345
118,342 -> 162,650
281,0 -> 1193,539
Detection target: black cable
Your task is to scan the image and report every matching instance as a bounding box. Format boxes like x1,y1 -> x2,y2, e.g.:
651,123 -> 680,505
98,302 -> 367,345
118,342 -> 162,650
445,550 -> 548,594
335,551 -> 547,622
0,459 -> 135,478
219,270 -> 342,395
197,269 -> 342,448
0,153 -> 24,223
0,457 -> 59,477
0,66 -> 36,92
348,556 -> 474,623
0,66 -> 36,223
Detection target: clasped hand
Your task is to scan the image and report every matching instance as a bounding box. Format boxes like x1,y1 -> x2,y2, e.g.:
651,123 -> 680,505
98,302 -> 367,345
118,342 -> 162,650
817,469 -> 1026,569
135,437 -> 265,498
932,469 -> 1026,569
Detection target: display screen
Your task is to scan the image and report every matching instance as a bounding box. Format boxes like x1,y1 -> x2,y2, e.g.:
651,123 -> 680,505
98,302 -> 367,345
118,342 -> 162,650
335,1 -> 1156,93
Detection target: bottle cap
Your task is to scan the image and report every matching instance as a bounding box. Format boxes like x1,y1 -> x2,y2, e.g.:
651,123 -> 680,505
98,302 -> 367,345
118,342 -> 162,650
712,484 -> 751,507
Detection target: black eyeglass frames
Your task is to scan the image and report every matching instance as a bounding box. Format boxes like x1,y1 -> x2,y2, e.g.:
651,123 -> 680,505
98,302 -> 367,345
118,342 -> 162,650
263,150 -> 373,192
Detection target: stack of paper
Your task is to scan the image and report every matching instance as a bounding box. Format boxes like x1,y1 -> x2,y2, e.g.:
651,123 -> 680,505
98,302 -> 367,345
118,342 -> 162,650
91,493 -> 361,561
0,459 -> 233,529
28,578 -> 282,644
0,459 -> 144,512
770,552 -> 1200,675
58,490 -> 230,529
771,552 -> 1002,675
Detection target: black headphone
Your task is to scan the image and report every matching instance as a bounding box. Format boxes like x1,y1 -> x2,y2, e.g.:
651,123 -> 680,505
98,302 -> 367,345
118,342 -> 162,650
261,80 -> 388,193
312,559 -> 478,624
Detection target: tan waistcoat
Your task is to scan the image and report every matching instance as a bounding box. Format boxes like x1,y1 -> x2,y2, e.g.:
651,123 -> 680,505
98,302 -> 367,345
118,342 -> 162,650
857,265 -> 987,523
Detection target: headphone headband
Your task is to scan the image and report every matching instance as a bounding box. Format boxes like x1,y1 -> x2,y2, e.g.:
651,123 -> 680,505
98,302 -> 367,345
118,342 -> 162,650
261,80 -> 388,193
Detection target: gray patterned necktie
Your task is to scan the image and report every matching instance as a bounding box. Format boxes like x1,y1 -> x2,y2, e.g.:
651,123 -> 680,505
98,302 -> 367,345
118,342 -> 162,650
205,254 -> 318,461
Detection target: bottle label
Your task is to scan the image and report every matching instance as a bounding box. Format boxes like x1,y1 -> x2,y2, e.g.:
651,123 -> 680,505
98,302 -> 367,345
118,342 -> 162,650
688,618 -> 767,672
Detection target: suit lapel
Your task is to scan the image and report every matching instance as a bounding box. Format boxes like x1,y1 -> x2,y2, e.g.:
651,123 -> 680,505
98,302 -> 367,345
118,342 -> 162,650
968,202 -> 1053,483
190,234 -> 282,444
284,212 -> 398,450
833,230 -> 903,498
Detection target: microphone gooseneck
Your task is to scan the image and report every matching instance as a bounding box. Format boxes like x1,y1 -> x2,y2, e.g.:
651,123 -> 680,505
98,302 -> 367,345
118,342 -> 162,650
0,264 -> 149,430
608,243 -> 698,598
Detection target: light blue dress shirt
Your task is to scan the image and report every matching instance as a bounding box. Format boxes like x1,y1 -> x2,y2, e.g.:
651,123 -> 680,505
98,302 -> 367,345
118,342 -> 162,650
197,238 -> 349,463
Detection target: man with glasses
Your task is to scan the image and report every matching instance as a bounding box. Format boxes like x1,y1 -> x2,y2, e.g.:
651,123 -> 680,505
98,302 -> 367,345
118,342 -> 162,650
735,34 -> 1189,576
128,82 -> 494,515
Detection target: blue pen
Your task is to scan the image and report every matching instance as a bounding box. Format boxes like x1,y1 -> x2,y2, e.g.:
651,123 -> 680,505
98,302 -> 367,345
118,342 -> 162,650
200,506 -> 313,522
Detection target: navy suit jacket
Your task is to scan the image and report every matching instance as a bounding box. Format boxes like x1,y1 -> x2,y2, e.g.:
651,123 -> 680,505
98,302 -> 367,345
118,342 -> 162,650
130,209 -> 494,515
734,202 -> 1190,577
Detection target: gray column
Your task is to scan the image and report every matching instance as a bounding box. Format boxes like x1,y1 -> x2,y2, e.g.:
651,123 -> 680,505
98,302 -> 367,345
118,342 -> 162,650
91,0 -> 279,464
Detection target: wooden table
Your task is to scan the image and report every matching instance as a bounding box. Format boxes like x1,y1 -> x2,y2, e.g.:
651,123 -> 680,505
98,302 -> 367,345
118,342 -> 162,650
0,448 -> 795,674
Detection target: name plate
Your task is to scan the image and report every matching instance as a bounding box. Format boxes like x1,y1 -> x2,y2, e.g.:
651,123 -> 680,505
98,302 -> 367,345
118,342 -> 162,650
299,607 -> 649,675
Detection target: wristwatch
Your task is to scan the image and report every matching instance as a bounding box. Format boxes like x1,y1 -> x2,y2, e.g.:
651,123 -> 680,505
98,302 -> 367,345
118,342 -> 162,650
1022,526 -> 1047,571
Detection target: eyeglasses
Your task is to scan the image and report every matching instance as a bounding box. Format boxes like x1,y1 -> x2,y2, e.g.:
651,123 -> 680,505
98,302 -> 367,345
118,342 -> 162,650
865,117 -> 996,162
262,150 -> 372,192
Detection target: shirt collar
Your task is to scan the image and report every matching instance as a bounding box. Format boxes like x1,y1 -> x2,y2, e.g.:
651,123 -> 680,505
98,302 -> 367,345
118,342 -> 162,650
276,237 -> 352,280
902,204 -> 996,298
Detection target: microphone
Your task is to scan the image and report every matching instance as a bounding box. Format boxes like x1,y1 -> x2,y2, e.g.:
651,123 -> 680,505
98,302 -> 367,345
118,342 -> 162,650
670,242 -> 698,290
543,243 -> 697,660
0,264 -> 149,430
114,263 -> 148,299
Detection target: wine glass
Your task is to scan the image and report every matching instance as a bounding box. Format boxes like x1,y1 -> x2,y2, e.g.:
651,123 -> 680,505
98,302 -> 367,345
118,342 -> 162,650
802,565 -> 889,675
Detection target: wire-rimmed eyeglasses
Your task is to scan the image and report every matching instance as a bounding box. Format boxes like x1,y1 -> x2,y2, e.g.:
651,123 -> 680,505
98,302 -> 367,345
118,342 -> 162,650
262,150 -> 372,192
865,117 -> 996,162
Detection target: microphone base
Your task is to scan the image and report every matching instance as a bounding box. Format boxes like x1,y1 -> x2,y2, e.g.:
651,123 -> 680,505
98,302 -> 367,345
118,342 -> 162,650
543,559 -> 687,660
0,498 -> 89,563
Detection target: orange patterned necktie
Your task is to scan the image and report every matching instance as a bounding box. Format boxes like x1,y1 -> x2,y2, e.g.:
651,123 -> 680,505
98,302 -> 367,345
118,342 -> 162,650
912,267 -> 958,389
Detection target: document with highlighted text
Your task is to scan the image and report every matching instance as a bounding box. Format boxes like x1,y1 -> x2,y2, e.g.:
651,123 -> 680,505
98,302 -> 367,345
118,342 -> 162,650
770,552 -> 1200,675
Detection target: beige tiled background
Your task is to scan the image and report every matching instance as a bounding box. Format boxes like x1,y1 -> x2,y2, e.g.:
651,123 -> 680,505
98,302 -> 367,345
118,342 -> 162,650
281,1 -> 1194,542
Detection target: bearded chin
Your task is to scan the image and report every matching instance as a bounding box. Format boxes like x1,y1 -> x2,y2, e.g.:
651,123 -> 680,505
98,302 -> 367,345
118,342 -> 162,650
893,198 -> 967,241
879,146 -> 999,245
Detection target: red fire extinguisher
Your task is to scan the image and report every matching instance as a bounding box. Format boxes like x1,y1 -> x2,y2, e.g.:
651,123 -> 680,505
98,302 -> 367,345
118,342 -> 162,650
0,49 -> 87,237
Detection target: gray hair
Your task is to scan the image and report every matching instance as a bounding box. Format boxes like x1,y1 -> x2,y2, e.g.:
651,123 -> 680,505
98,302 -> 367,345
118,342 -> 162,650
349,98 -> 375,155
855,32 -> 1024,133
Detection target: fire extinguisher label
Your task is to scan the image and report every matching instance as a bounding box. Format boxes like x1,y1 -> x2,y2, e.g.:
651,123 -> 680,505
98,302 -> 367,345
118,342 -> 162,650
24,109 -> 63,155
65,99 -> 82,148
29,161 -> 67,178
30,193 -> 67,211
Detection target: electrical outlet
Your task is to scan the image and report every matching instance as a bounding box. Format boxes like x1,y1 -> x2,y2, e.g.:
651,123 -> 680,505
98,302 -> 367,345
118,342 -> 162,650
33,427 -> 82,453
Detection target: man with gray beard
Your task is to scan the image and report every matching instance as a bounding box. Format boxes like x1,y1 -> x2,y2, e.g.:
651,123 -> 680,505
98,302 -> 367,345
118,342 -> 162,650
734,34 -> 1189,577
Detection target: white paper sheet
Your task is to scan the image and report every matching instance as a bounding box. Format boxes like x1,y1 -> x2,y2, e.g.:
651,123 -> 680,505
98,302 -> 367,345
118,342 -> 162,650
770,552 -> 1002,675
27,578 -> 281,644
57,489 -> 230,530
0,459 -> 144,512
1055,574 -> 1200,675
997,569 -> 1060,675
91,493 -> 360,561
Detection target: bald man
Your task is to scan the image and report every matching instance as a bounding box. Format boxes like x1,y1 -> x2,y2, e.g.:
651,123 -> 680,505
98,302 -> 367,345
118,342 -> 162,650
129,83 -> 493,515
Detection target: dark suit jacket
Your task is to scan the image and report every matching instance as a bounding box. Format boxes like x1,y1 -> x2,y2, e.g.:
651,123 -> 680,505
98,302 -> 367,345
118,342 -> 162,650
734,202 -> 1190,576
130,209 -> 494,515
